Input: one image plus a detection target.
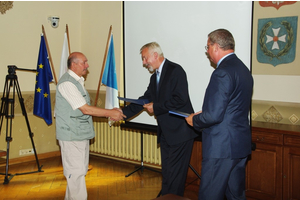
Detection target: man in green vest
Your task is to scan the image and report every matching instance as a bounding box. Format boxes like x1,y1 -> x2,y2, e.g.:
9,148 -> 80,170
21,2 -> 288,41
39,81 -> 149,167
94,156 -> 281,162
55,52 -> 125,200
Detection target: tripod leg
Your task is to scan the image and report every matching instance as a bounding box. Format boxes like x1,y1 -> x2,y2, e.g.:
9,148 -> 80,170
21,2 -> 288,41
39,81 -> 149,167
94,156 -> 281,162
0,75 -> 10,133
125,166 -> 144,177
125,131 -> 145,177
157,190 -> 162,198
189,164 -> 201,179
0,77 -> 14,184
15,79 -> 43,172
4,136 -> 13,184
0,72 -> 44,184
125,131 -> 161,178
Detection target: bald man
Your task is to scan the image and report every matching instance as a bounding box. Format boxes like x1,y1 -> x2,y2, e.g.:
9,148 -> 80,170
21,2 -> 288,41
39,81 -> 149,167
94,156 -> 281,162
55,52 -> 125,200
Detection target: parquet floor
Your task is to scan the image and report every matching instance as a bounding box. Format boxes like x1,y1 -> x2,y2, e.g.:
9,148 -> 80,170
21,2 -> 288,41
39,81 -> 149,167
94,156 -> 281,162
0,155 -> 198,200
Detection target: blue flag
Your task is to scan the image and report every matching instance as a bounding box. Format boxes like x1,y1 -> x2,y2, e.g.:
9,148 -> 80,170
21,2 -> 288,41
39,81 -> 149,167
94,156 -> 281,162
101,34 -> 119,109
33,34 -> 53,125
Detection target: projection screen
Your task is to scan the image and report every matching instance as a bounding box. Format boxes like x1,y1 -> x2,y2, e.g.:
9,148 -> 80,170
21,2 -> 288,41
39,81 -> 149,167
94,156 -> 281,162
123,1 -> 253,126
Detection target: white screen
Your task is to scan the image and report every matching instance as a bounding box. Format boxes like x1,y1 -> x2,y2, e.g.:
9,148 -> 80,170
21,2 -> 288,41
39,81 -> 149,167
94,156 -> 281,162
124,1 -> 252,126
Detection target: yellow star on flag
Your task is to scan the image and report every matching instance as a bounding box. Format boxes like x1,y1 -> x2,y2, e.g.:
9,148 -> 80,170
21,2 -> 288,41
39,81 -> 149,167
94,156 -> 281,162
43,93 -> 48,98
39,64 -> 44,69
36,87 -> 42,93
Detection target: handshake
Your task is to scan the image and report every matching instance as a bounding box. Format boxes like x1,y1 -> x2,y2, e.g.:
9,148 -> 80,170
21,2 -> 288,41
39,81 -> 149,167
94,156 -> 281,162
108,108 -> 126,122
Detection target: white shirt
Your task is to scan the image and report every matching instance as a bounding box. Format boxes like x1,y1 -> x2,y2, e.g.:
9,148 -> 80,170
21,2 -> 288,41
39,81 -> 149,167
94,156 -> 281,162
58,69 -> 87,110
156,58 -> 166,78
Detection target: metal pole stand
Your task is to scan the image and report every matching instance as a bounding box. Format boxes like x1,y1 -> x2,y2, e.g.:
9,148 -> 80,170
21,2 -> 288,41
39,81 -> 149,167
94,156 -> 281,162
125,131 -> 161,177
0,65 -> 44,184
120,121 -> 161,177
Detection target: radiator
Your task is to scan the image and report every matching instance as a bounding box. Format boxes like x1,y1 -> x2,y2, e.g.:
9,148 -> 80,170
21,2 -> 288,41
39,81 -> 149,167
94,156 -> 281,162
90,118 -> 161,166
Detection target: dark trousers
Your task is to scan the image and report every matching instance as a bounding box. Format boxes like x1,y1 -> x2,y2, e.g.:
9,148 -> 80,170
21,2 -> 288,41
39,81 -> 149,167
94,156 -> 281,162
160,134 -> 194,196
198,156 -> 248,200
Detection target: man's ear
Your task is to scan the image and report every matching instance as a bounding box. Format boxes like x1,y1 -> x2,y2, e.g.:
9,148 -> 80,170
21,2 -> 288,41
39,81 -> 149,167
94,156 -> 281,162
213,44 -> 219,52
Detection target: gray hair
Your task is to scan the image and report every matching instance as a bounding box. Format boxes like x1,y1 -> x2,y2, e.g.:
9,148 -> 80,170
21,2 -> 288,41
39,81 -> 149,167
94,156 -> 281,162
208,29 -> 235,51
140,42 -> 164,57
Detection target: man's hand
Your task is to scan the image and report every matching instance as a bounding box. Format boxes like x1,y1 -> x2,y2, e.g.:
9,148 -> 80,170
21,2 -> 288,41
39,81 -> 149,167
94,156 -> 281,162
185,111 -> 202,127
79,104 -> 126,121
185,113 -> 195,127
195,110 -> 202,115
143,103 -> 154,114
110,108 -> 126,121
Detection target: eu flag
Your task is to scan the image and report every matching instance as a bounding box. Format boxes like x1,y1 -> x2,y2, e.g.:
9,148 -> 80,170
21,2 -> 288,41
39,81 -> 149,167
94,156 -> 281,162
33,34 -> 53,125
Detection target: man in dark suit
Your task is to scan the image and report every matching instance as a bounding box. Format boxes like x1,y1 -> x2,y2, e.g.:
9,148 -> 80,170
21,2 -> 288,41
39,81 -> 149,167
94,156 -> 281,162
122,42 -> 198,196
186,29 -> 253,200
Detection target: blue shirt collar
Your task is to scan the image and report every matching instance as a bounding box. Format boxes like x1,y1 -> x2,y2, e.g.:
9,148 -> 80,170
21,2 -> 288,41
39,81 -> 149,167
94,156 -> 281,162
217,53 -> 234,68
156,58 -> 166,74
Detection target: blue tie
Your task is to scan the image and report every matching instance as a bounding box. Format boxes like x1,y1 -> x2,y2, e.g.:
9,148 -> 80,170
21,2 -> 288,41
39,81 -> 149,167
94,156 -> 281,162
156,71 -> 160,91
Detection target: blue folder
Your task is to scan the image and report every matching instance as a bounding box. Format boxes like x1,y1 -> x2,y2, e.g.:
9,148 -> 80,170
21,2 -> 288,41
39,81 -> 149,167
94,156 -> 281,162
169,110 -> 190,118
118,97 -> 149,105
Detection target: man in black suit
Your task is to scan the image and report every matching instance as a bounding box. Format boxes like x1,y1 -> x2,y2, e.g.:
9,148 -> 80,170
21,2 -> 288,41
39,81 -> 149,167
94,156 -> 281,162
122,42 -> 198,196
186,29 -> 253,200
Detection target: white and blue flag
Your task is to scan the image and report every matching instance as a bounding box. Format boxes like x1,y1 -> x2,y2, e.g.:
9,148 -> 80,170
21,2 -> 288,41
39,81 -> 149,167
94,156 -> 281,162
102,33 -> 119,110
59,32 -> 69,79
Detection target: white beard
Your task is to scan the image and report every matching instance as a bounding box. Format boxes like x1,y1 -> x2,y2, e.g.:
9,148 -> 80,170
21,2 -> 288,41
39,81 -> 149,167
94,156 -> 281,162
148,66 -> 154,73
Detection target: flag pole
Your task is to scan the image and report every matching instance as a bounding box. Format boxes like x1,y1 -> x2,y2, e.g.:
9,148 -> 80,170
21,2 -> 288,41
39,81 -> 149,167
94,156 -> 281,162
42,25 -> 58,84
66,24 -> 71,53
94,25 -> 113,106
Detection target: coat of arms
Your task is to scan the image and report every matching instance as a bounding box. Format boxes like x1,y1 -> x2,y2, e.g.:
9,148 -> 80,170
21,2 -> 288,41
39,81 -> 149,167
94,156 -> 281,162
257,16 -> 298,66
259,1 -> 296,10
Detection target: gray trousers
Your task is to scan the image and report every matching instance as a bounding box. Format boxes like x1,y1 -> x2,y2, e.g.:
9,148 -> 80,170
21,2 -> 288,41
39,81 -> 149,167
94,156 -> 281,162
59,140 -> 89,200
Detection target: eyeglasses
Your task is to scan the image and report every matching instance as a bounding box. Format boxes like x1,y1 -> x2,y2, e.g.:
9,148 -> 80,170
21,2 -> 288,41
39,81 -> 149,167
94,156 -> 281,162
205,45 -> 210,51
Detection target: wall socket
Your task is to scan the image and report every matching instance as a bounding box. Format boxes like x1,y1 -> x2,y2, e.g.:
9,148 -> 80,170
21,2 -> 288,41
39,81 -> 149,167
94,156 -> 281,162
19,149 -> 34,156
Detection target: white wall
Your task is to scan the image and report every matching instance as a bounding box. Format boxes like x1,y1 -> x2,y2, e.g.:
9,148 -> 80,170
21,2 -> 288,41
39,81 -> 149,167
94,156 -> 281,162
124,1 -> 252,125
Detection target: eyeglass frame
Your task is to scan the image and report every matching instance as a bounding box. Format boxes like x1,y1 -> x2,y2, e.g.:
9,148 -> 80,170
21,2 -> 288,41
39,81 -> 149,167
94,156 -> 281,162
205,44 -> 211,51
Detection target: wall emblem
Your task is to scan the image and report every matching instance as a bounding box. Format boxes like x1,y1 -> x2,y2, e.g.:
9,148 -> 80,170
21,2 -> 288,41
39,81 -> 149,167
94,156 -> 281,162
0,1 -> 13,14
259,1 -> 297,10
257,16 -> 298,66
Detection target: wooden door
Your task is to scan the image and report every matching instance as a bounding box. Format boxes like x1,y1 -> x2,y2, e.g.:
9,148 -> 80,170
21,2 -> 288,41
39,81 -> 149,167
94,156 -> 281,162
246,142 -> 283,200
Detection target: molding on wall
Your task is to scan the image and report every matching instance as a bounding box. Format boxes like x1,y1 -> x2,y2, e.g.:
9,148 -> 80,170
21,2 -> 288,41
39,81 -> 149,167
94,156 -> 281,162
0,151 -> 61,168
90,152 -> 161,170
252,100 -> 300,125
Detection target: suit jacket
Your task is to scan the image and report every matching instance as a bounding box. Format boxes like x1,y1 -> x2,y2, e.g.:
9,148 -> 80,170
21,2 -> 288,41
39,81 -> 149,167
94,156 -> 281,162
123,59 -> 198,145
193,54 -> 253,159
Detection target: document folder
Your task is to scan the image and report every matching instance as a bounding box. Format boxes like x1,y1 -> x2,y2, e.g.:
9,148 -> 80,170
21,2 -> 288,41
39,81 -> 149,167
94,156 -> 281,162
169,110 -> 190,118
118,97 -> 149,105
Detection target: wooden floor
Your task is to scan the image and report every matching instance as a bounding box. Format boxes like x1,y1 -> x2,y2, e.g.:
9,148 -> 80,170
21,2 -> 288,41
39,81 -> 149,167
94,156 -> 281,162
0,155 -> 198,200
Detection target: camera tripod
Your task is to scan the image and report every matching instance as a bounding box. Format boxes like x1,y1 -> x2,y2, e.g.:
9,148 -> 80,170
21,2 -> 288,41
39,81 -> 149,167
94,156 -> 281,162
0,65 -> 43,184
